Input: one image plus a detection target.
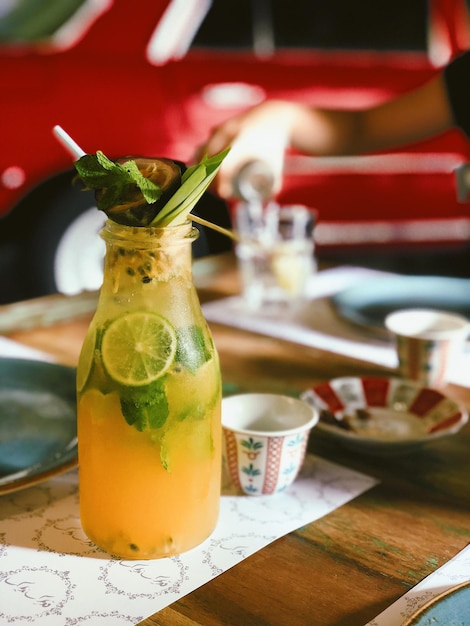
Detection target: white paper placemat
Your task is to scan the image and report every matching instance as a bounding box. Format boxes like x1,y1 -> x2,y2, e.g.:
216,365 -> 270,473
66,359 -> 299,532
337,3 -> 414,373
203,266 -> 470,387
0,457 -> 377,625
366,543 -> 470,625
0,336 -> 378,625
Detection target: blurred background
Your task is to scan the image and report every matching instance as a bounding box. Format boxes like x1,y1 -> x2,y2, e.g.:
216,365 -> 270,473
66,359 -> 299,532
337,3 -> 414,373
1,0 -> 470,303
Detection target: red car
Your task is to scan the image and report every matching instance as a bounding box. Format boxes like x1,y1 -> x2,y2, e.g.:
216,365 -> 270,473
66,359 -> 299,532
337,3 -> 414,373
1,0 -> 470,302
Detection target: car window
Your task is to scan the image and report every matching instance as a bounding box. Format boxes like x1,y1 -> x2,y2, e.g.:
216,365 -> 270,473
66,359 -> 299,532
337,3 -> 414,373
191,0 -> 429,54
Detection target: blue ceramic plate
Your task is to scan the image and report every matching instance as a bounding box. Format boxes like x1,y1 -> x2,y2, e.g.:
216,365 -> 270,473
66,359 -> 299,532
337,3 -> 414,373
332,275 -> 470,329
402,581 -> 470,625
0,358 -> 77,495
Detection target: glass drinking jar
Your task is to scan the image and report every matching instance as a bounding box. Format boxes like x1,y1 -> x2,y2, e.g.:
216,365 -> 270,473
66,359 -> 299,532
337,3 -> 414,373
76,220 -> 222,559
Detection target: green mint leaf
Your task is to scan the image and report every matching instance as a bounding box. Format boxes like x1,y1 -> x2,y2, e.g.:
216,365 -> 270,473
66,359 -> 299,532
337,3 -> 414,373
120,380 -> 169,432
74,151 -> 162,211
122,159 -> 163,204
175,325 -> 212,374
74,153 -> 114,187
96,150 -> 118,171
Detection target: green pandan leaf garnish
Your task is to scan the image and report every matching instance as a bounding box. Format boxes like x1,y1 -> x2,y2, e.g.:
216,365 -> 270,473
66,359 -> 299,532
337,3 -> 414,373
150,150 -> 230,226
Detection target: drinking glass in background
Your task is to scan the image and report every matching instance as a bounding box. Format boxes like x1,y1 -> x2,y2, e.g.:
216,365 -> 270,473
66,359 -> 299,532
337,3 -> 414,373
234,202 -> 316,310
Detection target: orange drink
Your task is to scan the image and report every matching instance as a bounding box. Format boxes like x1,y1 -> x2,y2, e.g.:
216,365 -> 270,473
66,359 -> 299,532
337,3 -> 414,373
76,220 -> 221,559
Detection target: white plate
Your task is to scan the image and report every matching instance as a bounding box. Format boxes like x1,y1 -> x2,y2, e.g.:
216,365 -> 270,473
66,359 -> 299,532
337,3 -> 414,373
300,376 -> 467,455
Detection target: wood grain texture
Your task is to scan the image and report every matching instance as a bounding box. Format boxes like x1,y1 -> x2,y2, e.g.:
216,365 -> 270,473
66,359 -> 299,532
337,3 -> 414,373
3,253 -> 469,626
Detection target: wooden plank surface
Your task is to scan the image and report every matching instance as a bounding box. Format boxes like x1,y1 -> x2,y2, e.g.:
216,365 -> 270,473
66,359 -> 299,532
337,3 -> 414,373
3,253 -> 469,626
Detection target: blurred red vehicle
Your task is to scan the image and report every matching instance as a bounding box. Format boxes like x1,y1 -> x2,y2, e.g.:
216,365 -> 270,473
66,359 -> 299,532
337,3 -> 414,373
1,0 -> 470,302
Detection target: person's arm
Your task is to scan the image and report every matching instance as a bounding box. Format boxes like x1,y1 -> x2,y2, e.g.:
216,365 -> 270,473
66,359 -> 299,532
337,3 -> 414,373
196,72 -> 454,198
314,72 -> 454,155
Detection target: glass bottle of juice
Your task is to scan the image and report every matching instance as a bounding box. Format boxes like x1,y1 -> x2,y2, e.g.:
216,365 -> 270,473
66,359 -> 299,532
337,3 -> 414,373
76,219 -> 222,559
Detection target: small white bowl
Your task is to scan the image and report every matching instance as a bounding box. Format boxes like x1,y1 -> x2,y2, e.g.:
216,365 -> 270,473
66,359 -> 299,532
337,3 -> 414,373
222,393 -> 319,495
301,377 -> 467,455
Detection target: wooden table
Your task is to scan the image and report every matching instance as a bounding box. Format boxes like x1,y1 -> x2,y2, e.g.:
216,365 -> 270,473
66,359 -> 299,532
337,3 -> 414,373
2,254 -> 469,626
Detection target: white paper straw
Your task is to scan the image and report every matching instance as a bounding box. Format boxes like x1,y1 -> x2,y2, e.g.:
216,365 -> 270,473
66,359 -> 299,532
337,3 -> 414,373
53,125 -> 86,159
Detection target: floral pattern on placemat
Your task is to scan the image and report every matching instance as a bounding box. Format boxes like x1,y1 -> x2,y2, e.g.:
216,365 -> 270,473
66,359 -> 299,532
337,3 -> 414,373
0,458 -> 377,625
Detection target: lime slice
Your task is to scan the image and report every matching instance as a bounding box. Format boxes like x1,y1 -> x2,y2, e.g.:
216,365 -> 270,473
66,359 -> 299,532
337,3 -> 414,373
101,312 -> 177,386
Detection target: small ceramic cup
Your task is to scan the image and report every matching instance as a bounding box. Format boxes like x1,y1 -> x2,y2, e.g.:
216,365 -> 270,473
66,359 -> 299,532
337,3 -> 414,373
385,308 -> 470,388
221,393 -> 319,496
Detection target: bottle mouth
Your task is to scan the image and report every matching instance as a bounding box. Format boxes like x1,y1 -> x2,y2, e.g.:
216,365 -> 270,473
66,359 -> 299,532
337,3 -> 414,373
100,219 -> 199,247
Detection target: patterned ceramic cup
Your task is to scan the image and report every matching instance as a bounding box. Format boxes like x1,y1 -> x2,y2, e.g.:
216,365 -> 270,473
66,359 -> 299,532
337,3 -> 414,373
222,393 -> 319,496
385,308 -> 470,388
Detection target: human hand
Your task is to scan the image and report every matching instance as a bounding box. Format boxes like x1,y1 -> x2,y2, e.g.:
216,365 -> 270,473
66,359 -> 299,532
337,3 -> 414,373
193,101 -> 297,199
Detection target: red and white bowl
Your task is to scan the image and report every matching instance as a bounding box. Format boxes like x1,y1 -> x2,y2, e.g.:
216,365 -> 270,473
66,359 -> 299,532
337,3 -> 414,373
301,377 -> 468,455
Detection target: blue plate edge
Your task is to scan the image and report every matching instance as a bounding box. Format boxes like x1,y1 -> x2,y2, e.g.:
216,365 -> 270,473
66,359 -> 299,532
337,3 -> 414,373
0,357 -> 78,495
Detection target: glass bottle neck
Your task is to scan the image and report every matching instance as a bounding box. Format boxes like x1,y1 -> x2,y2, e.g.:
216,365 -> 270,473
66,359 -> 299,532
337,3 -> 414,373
100,220 -> 198,293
